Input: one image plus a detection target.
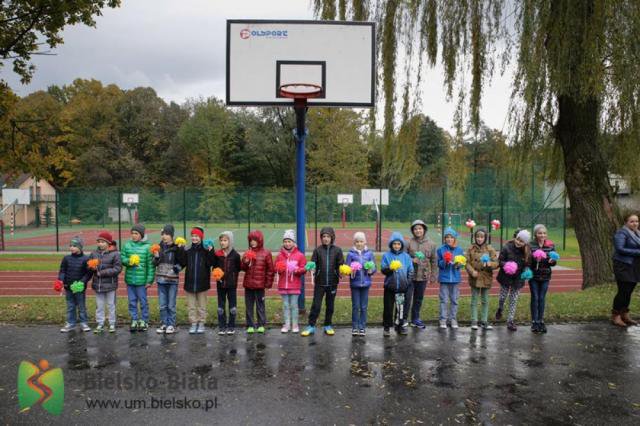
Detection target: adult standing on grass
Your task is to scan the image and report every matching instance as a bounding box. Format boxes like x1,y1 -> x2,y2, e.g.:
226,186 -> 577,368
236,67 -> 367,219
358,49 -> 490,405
611,213 -> 640,327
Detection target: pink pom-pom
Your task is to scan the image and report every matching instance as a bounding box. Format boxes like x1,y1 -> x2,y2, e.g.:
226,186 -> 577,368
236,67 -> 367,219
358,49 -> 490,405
543,240 -> 554,248
465,219 -> 476,229
533,249 -> 547,261
503,261 -> 518,275
286,260 -> 298,273
491,219 -> 501,230
350,261 -> 363,272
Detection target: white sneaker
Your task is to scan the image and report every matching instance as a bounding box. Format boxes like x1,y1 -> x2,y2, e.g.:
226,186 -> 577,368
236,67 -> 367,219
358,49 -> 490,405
189,323 -> 198,334
156,325 -> 167,334
196,323 -> 205,334
471,321 -> 479,330
281,325 -> 290,333
81,323 -> 91,332
218,328 -> 226,335
165,326 -> 176,334
451,320 -> 459,329
226,329 -> 235,335
60,323 -> 74,333
439,320 -> 447,329
292,325 -> 299,333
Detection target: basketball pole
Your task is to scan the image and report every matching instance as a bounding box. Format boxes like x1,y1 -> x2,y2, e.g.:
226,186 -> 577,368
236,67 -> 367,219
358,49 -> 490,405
294,99 -> 307,313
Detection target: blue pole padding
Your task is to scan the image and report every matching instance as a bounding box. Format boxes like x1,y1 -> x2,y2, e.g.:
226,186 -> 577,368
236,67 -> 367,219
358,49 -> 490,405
294,126 -> 308,311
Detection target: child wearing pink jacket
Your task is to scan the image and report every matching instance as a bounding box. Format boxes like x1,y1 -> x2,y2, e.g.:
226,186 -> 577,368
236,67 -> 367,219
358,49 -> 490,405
275,230 -> 306,333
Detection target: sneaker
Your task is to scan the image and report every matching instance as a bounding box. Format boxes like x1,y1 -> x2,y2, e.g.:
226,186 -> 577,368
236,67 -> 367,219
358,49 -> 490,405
507,321 -> 518,331
247,327 -> 255,334
323,326 -> 335,336
189,323 -> 198,334
81,323 -> 91,332
257,326 -> 265,334
138,320 -> 148,332
301,326 -> 315,336
165,325 -> 175,334
156,325 -> 167,334
439,320 -> 447,329
108,324 -> 116,333
218,328 -> 226,335
531,322 -> 539,333
196,323 -> 205,334
292,325 -> 299,333
94,324 -> 104,334
451,320 -> 459,329
471,321 -> 479,330
281,325 -> 290,333
226,329 -> 235,335
399,326 -> 408,335
352,328 -> 359,336
495,308 -> 503,321
60,323 -> 74,333
359,329 -> 366,336
130,320 -> 138,332
411,319 -> 426,329
481,322 -> 493,330
540,322 -> 548,333
383,327 -> 391,337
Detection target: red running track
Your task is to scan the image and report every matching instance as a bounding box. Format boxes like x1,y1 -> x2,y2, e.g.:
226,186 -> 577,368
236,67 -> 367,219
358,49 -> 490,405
0,270 -> 583,297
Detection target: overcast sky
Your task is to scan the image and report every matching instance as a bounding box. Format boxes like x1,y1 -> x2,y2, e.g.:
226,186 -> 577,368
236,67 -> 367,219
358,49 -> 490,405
2,0 -> 512,134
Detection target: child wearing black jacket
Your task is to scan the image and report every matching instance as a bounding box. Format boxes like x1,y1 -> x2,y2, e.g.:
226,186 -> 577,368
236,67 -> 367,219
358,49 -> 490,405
215,231 -> 241,335
58,236 -> 91,333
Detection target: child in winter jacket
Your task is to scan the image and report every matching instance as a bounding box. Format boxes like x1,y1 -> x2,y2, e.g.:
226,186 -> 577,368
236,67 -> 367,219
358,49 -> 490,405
58,236 -> 91,333
88,231 -> 122,333
121,224 -> 155,332
215,231 -> 241,335
381,232 -> 414,336
529,224 -> 557,333
153,224 -> 180,334
345,232 -> 376,336
465,227 -> 499,330
437,227 -> 465,329
302,227 -> 345,336
177,226 -> 217,334
275,230 -> 306,334
241,230 -> 274,334
406,219 -> 438,329
496,229 -> 532,331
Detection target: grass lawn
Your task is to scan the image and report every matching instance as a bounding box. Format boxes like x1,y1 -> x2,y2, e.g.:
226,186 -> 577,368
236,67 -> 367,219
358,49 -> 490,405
0,284 -> 617,326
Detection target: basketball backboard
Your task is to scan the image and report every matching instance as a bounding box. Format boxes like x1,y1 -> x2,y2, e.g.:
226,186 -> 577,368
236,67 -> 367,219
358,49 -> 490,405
337,194 -> 354,205
226,20 -> 375,107
361,189 -> 389,206
2,189 -> 30,206
122,193 -> 139,204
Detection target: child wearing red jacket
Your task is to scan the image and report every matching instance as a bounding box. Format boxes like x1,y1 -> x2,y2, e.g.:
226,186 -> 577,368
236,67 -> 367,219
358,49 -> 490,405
275,230 -> 306,333
241,230 -> 274,334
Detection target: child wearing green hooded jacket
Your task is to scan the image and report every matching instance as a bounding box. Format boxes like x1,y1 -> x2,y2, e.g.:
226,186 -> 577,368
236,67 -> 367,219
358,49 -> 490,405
121,224 -> 155,332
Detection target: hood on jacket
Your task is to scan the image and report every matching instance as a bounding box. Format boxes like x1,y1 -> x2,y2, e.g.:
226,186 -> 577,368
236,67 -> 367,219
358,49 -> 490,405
320,227 -> 336,244
219,231 -> 235,248
248,230 -> 264,249
410,220 -> 428,235
443,227 -> 458,239
473,227 -> 488,246
388,231 -> 406,253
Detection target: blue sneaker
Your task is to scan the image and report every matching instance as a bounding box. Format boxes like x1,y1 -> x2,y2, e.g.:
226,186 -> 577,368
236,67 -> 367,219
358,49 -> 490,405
301,326 -> 315,336
411,319 -> 426,329
323,326 -> 335,336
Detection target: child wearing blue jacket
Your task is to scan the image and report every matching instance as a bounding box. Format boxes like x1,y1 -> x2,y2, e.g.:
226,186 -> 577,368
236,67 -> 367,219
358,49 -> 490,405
381,232 -> 414,336
345,232 -> 376,337
437,227 -> 465,329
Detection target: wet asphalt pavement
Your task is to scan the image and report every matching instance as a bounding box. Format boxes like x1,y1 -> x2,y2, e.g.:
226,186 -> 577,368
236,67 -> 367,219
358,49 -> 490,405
1,323 -> 640,425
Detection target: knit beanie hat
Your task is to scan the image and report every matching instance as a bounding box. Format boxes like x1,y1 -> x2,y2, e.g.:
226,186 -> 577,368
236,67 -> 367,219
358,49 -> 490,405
219,231 -> 234,247
70,236 -> 84,250
97,231 -> 114,244
533,224 -> 547,236
161,224 -> 175,237
353,231 -> 367,243
283,229 -> 296,243
131,223 -> 145,238
516,229 -> 531,244
191,226 -> 204,240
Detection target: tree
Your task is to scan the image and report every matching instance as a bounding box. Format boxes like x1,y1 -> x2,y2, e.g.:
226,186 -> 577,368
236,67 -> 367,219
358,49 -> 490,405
0,0 -> 121,83
314,0 -> 640,287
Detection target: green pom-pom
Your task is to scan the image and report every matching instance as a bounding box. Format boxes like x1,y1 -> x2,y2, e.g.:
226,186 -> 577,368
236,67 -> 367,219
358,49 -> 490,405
70,281 -> 85,293
305,261 -> 316,271
364,261 -> 375,270
415,252 -> 426,260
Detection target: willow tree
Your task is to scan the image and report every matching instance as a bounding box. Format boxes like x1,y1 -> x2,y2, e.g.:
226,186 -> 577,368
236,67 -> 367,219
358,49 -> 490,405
314,0 -> 640,287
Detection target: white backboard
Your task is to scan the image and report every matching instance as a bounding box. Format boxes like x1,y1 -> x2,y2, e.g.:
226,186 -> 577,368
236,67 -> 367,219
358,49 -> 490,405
2,189 -> 30,206
361,189 -> 389,206
227,20 -> 375,107
122,193 -> 139,204
337,194 -> 353,204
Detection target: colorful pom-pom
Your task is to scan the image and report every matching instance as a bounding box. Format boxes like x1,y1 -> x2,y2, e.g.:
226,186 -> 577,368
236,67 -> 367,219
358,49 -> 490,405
276,261 -> 287,273
454,255 -> 467,266
150,244 -> 161,254
203,239 -> 214,250
443,251 -> 453,264
533,249 -> 547,261
549,251 -> 560,261
520,267 -> 533,280
503,261 -> 518,275
212,267 -> 224,281
480,254 -> 490,263
350,261 -> 363,272
87,259 -> 100,269
175,237 -> 187,246
244,251 -> 257,262
389,260 -> 402,271
305,261 -> 317,271
364,261 -> 375,270
129,254 -> 140,266
70,281 -> 84,293
339,264 -> 352,275
465,219 -> 476,229
215,249 -> 225,257
491,219 -> 501,230
53,279 -> 63,292
286,260 -> 298,273
415,252 -> 426,260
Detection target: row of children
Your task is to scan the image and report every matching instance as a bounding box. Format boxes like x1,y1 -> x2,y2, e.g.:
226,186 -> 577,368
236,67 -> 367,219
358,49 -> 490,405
57,220 -> 557,336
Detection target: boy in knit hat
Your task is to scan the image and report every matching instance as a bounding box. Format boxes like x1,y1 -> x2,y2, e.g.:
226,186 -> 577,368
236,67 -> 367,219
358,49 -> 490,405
121,223 -> 155,332
153,224 -> 181,334
406,220 -> 438,329
88,231 -> 121,333
275,229 -> 306,333
215,231 -> 241,335
58,236 -> 91,332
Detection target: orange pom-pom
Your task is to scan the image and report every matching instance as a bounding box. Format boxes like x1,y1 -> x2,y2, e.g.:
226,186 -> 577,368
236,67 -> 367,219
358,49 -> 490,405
87,259 -> 100,270
212,267 -> 224,281
150,243 -> 161,254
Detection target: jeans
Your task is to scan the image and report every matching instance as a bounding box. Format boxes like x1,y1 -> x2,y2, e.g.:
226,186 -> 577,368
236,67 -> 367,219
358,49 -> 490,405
157,281 -> 178,327
405,280 -> 427,322
127,285 -> 149,321
217,284 -> 237,329
351,287 -> 369,330
470,287 -> 490,322
65,289 -> 88,325
95,291 -> 116,326
281,294 -> 299,327
439,283 -> 460,321
308,285 -> 337,327
613,281 -> 638,311
529,279 -> 549,323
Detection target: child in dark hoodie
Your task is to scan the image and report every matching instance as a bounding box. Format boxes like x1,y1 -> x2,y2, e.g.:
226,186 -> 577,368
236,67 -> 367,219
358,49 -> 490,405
381,232 -> 414,336
215,231 -> 241,335
88,231 -> 121,334
241,230 -> 274,334
302,227 -> 344,336
345,232 -> 376,336
153,224 -> 180,334
58,236 -> 91,333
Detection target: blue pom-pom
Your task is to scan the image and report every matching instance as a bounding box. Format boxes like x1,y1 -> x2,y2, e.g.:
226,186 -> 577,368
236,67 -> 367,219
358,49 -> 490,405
520,267 -> 533,280
549,251 -> 560,261
203,239 -> 214,249
480,254 -> 490,263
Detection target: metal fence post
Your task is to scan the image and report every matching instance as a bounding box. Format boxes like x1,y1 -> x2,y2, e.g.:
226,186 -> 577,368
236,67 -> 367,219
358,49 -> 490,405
55,191 -> 60,252
117,189 -> 122,248
183,187 -> 187,238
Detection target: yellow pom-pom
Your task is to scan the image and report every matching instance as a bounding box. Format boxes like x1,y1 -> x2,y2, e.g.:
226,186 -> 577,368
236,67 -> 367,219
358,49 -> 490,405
129,254 -> 140,266
339,264 -> 352,276
175,237 -> 187,246
454,255 -> 467,266
390,260 -> 402,271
